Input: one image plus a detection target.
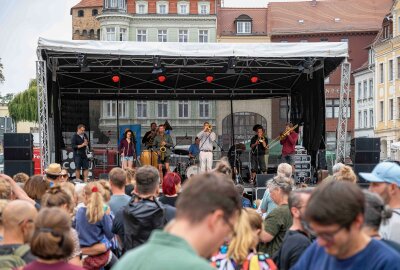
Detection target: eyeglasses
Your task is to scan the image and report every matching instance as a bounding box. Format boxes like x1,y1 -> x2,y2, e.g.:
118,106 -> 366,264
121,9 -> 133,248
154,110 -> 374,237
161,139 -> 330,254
61,174 -> 68,178
304,222 -> 346,243
222,216 -> 237,238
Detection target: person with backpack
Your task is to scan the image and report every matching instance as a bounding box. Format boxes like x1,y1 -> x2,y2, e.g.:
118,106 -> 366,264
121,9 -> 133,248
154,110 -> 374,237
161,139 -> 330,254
0,200 -> 37,269
112,165 -> 176,252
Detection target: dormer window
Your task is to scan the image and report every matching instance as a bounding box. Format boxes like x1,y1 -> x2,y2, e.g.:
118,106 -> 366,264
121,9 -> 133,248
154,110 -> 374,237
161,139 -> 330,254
198,1 -> 210,15
157,1 -> 169,14
136,1 -> 148,14
104,0 -> 127,12
178,1 -> 189,15
78,10 -> 84,17
235,14 -> 252,34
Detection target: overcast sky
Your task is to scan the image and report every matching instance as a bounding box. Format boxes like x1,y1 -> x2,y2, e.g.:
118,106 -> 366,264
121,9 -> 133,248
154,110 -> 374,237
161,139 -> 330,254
0,0 -> 305,95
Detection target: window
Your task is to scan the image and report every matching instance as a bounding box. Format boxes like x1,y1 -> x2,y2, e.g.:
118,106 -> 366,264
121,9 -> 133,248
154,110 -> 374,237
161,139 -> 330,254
178,2 -> 189,14
340,38 -> 349,43
326,99 -> 350,118
179,30 -> 188,42
300,39 -> 308,42
380,63 -> 384,83
358,82 -> 362,100
237,21 -> 251,34
106,27 -> 116,41
157,101 -> 168,118
136,1 -> 148,14
364,110 -> 368,128
320,38 -> 328,42
363,80 -> 367,99
104,101 -> 128,118
137,101 -> 147,118
105,0 -> 126,10
178,101 -> 189,118
369,79 -> 373,98
92,9 -> 98,16
389,60 -> 394,81
390,99 -> 394,120
370,109 -> 374,127
157,2 -> 168,14
119,28 -> 127,41
78,10 -> 84,17
199,3 -> 209,15
358,111 -> 362,128
199,101 -> 210,118
280,99 -> 289,120
158,30 -> 167,42
137,29 -> 147,42
380,101 -> 384,121
199,30 -> 208,43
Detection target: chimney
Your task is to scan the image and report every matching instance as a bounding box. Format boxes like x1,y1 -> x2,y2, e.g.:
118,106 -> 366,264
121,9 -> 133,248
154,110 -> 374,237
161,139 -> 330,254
311,0 -> 317,6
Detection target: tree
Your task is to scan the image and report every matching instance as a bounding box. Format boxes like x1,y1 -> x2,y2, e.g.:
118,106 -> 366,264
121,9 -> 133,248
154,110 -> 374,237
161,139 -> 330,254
0,58 -> 4,83
8,79 -> 38,123
0,93 -> 14,104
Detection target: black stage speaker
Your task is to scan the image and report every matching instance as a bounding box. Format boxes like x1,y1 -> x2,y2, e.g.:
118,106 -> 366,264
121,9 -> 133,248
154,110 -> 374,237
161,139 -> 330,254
256,174 -> 274,187
253,187 -> 266,200
351,138 -> 380,152
4,133 -> 33,160
353,164 -> 377,183
350,152 -> 380,164
4,161 -> 34,177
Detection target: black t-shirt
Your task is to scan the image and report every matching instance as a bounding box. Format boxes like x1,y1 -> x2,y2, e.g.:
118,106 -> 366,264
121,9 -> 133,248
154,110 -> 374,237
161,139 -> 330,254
251,135 -> 268,156
125,184 -> 134,196
273,230 -> 311,270
70,133 -> 88,156
158,195 -> 178,207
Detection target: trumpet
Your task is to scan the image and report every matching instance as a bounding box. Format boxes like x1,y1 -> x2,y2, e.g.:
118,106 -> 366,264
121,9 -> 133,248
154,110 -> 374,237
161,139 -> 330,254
268,124 -> 298,149
206,124 -> 212,132
258,136 -> 266,143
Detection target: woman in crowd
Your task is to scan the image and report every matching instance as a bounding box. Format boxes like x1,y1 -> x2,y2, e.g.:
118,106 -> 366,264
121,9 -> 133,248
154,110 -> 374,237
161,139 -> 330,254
22,207 -> 85,270
41,186 -> 82,266
23,175 -> 50,208
362,190 -> 400,252
211,208 -> 277,270
74,182 -> 116,269
61,168 -> 70,183
159,172 -> 181,207
334,165 -> 357,183
119,129 -> 136,170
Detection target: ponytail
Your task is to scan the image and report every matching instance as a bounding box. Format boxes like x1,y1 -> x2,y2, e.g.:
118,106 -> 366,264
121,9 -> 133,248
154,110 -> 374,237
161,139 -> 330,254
84,183 -> 105,224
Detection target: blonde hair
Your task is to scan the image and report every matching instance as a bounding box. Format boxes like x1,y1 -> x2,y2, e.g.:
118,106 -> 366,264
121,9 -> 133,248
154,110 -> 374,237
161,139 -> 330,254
125,168 -> 136,185
227,208 -> 262,264
98,180 -> 111,202
84,182 -> 105,224
335,165 -> 357,184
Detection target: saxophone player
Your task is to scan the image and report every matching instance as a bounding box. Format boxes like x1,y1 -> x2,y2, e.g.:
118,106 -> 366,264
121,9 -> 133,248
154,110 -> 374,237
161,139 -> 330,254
154,124 -> 173,179
250,126 -> 268,183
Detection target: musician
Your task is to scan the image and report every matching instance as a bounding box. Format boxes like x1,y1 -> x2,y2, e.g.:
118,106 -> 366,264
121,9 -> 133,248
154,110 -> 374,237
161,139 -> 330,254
188,137 -> 200,163
142,122 -> 157,149
154,124 -> 173,178
280,123 -> 298,166
119,129 -> 137,169
197,122 -> 216,172
250,126 -> 268,183
71,124 -> 90,182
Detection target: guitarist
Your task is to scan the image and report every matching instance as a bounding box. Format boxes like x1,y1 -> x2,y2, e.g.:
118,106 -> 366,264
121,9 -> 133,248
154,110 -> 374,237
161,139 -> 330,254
250,125 -> 268,184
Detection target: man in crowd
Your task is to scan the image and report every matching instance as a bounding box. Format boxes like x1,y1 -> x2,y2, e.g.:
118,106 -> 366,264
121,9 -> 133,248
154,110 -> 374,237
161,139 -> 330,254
142,122 -> 157,149
113,172 -> 241,270
197,122 -> 216,172
112,166 -> 175,251
71,124 -> 90,181
0,200 -> 37,266
108,167 -> 130,215
360,161 -> 400,244
274,188 -> 313,270
292,180 -> 400,270
44,163 -> 63,187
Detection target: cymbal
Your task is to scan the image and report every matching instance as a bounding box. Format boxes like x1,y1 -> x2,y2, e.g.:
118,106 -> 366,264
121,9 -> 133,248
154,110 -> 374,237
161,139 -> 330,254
173,149 -> 189,155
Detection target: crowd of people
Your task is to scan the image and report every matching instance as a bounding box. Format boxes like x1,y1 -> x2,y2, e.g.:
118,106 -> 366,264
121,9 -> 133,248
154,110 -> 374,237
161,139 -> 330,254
0,156 -> 400,269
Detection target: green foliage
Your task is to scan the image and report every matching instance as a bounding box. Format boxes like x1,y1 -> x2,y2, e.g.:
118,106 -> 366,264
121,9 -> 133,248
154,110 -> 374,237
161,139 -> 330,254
0,93 -> 14,104
0,58 -> 4,83
8,79 -> 38,123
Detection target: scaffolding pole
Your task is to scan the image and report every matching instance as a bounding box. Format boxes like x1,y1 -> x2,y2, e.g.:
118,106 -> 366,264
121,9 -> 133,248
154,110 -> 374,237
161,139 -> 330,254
36,60 -> 50,173
336,60 -> 351,163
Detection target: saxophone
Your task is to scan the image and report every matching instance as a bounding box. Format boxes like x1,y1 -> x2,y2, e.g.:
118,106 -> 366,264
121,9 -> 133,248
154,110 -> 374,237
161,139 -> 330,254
159,135 -> 166,161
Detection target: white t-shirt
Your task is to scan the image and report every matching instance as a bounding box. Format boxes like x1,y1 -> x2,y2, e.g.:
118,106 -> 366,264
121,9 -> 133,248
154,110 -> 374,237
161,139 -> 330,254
380,208 -> 400,244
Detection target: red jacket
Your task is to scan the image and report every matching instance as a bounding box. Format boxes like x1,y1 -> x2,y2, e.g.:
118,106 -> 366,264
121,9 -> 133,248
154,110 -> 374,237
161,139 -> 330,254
280,132 -> 298,155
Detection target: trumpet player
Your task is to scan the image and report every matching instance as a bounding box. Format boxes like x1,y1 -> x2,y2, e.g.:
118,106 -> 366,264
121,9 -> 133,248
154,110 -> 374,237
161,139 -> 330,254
154,124 -> 173,179
280,123 -> 298,167
250,126 -> 268,183
197,121 -> 216,172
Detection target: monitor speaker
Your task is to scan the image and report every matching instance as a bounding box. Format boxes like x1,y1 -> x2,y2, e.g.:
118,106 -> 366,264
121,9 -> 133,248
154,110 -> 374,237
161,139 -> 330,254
4,147 -> 33,160
255,174 -> 274,187
4,133 -> 33,148
350,138 -> 380,152
4,160 -> 34,177
350,152 -> 380,164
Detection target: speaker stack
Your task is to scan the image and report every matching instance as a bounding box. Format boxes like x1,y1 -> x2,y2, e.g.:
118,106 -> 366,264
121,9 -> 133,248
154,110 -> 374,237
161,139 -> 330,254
350,138 -> 380,184
4,133 -> 34,176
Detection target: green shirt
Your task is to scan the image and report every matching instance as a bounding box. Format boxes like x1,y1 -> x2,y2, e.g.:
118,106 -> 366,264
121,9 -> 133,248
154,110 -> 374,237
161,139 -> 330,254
113,230 -> 214,270
260,204 -> 292,255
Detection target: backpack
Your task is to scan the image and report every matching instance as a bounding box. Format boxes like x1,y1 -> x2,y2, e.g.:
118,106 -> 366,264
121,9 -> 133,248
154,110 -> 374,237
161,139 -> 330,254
0,244 -> 30,270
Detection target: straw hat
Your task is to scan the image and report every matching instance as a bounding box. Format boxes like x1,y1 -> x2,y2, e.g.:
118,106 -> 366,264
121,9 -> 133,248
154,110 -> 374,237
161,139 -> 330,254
45,163 -> 62,176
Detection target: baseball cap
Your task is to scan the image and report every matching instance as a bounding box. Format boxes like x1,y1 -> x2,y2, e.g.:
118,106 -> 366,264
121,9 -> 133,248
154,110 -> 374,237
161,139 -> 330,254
359,162 -> 400,187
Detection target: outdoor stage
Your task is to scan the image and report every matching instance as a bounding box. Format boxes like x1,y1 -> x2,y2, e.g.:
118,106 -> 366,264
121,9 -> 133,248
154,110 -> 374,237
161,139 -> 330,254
36,38 -> 347,178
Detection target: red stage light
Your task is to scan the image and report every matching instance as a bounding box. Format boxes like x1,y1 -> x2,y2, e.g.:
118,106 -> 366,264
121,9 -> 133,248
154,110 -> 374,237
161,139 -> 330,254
250,75 -> 259,83
206,75 -> 214,83
112,75 -> 120,83
158,75 -> 167,83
